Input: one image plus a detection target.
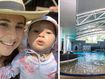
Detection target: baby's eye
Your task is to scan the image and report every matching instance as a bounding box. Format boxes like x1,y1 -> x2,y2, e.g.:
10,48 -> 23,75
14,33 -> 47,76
46,31 -> 52,34
33,30 -> 39,33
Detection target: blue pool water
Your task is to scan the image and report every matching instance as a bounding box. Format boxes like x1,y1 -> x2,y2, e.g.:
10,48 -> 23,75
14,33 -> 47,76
60,52 -> 105,76
74,52 -> 105,63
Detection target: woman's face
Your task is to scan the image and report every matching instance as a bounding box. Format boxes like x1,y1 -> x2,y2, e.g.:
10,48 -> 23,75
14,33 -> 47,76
28,21 -> 56,52
0,14 -> 25,56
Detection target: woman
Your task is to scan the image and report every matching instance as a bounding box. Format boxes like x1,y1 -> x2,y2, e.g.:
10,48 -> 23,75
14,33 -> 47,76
0,0 -> 48,79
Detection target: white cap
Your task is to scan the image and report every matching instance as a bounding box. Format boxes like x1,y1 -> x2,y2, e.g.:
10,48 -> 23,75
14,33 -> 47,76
28,16 -> 58,35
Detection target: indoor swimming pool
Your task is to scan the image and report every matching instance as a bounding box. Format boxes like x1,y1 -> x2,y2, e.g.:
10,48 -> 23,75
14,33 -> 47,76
60,51 -> 105,76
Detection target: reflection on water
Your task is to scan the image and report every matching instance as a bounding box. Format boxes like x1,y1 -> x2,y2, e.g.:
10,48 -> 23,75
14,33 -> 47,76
60,52 -> 105,75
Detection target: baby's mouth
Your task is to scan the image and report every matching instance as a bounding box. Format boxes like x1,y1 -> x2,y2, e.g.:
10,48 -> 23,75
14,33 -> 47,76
36,40 -> 44,45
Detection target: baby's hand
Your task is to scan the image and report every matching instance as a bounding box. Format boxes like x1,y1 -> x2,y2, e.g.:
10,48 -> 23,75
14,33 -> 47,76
0,67 -> 10,79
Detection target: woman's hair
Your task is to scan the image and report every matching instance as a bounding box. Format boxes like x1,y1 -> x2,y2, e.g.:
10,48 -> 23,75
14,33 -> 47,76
3,48 -> 20,79
4,48 -> 19,66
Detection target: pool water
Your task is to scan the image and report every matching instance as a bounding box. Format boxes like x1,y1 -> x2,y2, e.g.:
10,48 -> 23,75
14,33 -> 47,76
60,52 -> 105,76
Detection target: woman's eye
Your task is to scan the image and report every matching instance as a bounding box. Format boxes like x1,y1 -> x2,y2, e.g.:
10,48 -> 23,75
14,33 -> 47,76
16,26 -> 24,30
0,23 -> 8,27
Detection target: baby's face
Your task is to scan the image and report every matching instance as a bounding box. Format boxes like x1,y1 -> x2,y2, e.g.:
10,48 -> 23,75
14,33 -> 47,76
28,21 -> 56,52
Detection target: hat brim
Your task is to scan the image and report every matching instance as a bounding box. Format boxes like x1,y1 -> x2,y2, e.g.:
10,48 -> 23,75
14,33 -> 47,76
0,9 -> 49,21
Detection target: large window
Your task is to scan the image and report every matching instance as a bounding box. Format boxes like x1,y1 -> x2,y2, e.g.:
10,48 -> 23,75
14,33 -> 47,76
77,34 -> 105,43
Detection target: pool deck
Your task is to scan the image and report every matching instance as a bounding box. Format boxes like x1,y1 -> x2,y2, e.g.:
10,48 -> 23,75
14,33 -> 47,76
61,52 -> 105,74
60,75 -> 105,79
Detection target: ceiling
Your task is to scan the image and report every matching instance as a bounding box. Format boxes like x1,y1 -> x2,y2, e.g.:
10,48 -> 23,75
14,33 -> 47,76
60,0 -> 105,39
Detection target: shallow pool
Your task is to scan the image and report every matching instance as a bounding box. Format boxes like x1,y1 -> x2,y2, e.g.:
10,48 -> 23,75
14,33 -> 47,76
60,52 -> 105,76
